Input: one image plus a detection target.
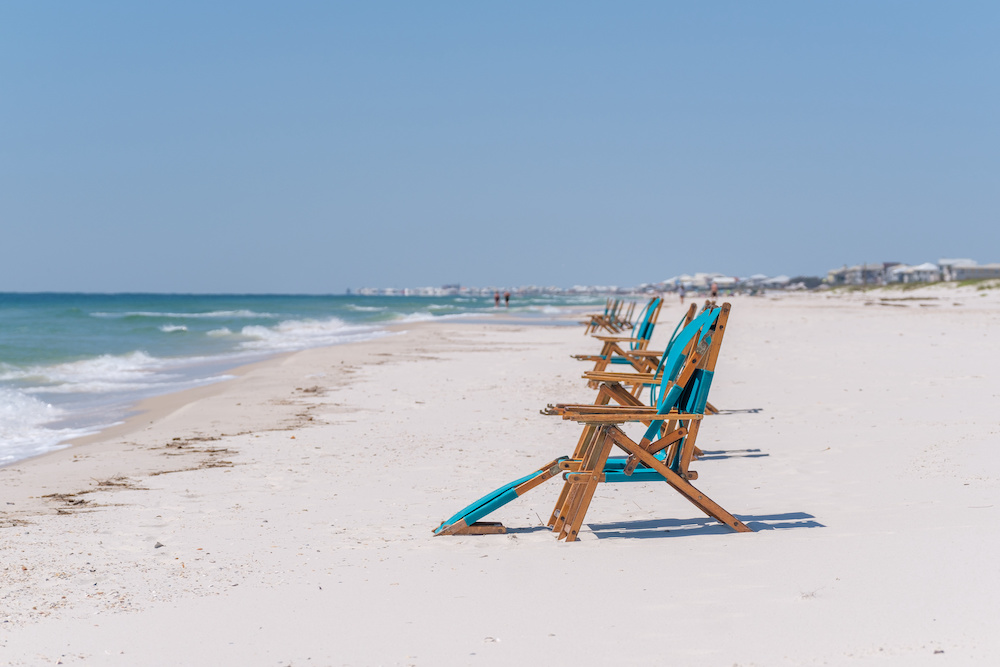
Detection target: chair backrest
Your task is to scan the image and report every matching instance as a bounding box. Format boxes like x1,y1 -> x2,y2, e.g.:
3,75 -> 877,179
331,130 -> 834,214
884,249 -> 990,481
629,297 -> 662,350
658,365 -> 717,472
640,306 -> 722,444
620,301 -> 636,326
647,303 -> 697,406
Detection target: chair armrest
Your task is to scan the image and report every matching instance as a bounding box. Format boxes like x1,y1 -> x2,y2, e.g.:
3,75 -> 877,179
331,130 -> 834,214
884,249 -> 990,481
582,371 -> 660,384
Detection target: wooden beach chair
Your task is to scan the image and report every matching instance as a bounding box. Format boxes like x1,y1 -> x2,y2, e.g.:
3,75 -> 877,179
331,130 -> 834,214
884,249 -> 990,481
435,304 -> 750,541
609,300 -> 636,331
580,298 -> 612,334
581,299 -> 627,335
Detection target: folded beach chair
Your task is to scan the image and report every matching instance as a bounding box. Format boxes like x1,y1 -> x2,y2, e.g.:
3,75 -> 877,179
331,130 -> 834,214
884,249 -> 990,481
435,303 -> 750,541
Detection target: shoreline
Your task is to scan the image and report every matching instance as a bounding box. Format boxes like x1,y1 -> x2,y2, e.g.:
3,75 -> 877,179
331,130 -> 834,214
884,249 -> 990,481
0,318 -> 461,519
1,308 -> 588,473
0,307 -> 590,520
0,294 -> 595,471
2,291 -> 999,664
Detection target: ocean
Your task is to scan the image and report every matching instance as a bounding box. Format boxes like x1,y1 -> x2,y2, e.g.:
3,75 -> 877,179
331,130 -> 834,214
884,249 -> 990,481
0,292 -> 599,466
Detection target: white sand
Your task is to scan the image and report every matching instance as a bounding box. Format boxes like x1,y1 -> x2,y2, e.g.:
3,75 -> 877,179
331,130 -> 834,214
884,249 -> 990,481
2,287 -> 1000,665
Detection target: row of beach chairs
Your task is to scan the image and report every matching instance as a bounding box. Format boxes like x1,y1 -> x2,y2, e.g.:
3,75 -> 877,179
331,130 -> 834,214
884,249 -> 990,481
580,298 -> 636,335
435,297 -> 752,542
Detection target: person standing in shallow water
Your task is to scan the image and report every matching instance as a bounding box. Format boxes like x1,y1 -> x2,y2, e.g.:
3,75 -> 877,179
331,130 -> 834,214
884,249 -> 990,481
504,291 -> 510,307
494,291 -> 500,307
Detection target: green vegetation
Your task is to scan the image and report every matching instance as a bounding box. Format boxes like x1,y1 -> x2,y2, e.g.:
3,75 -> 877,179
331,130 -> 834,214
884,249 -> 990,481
955,278 -> 1000,290
826,284 -> 868,293
821,278 -> 1000,293
829,282 -> 928,293
877,282 -> 931,292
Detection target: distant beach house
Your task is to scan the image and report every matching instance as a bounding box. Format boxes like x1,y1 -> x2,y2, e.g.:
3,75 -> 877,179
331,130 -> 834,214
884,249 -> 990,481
662,272 -> 740,291
829,258 -> 1000,286
888,262 -> 940,283
826,263 -> 900,286
938,258 -> 1000,281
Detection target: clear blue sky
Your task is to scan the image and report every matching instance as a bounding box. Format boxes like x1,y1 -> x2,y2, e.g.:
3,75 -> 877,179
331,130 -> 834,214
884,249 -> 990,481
2,2 -> 997,293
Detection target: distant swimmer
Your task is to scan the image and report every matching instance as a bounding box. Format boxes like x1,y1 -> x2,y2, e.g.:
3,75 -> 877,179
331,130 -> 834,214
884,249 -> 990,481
504,291 -> 510,307
494,291 -> 500,307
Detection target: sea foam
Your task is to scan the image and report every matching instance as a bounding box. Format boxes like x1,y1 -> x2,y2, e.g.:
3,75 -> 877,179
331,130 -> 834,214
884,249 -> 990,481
91,310 -> 278,319
238,317 -> 386,352
0,388 -> 87,464
2,351 -> 179,394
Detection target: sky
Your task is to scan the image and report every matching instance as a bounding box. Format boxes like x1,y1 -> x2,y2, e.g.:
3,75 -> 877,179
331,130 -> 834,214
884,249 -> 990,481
1,2 -> 998,293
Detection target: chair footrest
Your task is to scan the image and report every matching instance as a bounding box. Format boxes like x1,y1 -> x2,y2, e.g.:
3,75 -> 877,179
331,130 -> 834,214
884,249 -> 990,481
452,521 -> 506,535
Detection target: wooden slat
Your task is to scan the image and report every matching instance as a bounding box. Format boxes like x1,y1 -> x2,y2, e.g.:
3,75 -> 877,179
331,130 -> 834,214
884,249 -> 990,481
564,412 -> 703,423
455,522 -> 507,535
582,371 -> 660,383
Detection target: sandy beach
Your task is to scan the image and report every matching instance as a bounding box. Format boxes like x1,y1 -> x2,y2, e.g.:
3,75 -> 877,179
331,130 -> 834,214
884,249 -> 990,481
2,287 -> 1000,665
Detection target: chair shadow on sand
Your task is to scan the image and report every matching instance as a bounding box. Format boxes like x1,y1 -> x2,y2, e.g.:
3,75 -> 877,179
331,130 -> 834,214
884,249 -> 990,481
503,511 -> 823,539
696,448 -> 770,461
587,512 -> 824,540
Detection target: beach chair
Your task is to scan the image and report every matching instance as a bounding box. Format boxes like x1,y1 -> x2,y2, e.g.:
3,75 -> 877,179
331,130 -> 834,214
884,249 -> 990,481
435,303 -> 750,541
574,297 -> 664,382
610,300 -> 636,331
581,298 -> 613,334
581,299 -> 630,335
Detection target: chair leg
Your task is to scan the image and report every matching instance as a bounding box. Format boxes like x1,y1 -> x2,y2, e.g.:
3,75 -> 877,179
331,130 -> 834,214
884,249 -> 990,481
548,480 -> 573,528
551,422 -> 605,533
558,427 -> 616,542
606,427 -> 751,533
677,420 -> 704,477
553,482 -> 583,535
552,381 -> 655,527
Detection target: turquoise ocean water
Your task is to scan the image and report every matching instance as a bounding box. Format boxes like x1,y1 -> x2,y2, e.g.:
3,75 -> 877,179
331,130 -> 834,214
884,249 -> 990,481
0,293 -> 597,466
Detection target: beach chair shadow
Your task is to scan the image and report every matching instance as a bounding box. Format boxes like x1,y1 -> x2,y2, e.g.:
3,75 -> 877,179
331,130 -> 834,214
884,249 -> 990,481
695,448 -> 770,461
587,512 -> 824,540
